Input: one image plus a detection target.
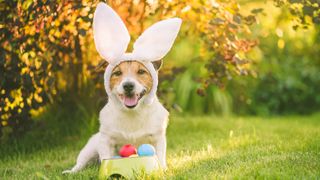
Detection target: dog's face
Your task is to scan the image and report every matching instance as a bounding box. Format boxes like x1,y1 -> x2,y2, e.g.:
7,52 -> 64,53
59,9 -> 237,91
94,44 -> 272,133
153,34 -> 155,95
110,61 -> 153,109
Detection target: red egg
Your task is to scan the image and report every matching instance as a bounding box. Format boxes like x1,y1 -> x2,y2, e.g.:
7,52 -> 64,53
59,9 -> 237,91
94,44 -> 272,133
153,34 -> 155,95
119,144 -> 137,157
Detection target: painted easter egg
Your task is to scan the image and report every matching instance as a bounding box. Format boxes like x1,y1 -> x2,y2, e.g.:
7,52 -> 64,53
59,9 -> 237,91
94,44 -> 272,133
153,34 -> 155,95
137,144 -> 155,156
119,144 -> 137,157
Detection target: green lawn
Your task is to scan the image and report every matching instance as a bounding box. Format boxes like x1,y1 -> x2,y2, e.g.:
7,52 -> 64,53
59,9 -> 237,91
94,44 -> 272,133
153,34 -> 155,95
1,110 -> 320,179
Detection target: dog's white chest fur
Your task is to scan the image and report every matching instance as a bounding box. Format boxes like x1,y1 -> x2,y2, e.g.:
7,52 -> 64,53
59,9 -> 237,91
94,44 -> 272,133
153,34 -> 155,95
62,98 -> 169,174
99,97 -> 169,150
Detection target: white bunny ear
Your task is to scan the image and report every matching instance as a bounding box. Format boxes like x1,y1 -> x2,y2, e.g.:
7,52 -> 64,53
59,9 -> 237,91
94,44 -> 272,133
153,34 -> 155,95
93,3 -> 130,65
132,18 -> 182,62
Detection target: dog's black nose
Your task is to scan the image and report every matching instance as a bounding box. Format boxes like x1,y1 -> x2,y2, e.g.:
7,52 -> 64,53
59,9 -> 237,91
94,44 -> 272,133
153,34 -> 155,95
123,82 -> 134,92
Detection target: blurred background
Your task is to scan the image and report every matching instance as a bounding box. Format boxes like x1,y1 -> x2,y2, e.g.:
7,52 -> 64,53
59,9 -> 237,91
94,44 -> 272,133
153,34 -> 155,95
1,0 -> 319,141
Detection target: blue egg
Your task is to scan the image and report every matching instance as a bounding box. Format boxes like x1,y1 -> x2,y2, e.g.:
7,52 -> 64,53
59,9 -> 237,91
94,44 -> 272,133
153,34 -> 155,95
137,144 -> 155,156
112,155 -> 121,159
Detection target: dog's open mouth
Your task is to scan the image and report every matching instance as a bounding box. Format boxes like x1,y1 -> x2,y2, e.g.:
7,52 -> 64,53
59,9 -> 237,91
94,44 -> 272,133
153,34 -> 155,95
118,90 -> 146,109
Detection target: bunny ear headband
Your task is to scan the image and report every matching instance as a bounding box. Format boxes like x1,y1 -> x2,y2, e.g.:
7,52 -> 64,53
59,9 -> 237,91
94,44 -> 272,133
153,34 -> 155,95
93,2 -> 182,105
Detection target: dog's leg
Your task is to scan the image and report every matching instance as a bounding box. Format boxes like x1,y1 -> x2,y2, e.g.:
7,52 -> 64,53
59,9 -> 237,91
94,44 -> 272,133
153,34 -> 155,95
62,134 -> 99,174
97,132 -> 112,161
155,134 -> 167,169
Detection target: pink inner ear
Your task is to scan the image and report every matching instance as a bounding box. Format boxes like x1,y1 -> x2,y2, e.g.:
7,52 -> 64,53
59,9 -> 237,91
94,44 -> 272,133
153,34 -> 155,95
152,59 -> 163,70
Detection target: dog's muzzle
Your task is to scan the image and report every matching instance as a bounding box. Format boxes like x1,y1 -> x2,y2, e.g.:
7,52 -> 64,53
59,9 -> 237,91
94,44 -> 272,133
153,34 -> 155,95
120,82 -> 146,109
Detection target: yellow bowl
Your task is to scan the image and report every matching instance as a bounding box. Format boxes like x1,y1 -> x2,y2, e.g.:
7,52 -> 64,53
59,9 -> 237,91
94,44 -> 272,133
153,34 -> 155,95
99,156 -> 161,179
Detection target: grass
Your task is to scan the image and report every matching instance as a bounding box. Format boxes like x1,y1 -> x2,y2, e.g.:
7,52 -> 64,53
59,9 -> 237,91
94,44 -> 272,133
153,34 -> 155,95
1,101 -> 319,179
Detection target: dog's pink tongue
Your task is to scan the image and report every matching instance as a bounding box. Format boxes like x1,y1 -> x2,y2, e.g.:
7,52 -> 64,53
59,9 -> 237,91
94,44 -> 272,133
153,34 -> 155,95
124,96 -> 138,107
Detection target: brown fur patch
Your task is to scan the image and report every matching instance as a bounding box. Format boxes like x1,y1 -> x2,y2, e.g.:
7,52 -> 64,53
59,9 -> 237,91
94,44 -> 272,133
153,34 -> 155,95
110,61 -> 153,93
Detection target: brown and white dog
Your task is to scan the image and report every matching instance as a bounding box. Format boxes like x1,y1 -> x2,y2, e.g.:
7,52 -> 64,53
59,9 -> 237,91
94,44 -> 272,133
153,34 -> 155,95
63,2 -> 181,173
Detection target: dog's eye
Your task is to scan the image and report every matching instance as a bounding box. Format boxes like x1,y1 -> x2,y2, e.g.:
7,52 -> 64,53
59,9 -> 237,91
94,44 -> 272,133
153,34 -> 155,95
112,71 -> 122,76
137,69 -> 146,75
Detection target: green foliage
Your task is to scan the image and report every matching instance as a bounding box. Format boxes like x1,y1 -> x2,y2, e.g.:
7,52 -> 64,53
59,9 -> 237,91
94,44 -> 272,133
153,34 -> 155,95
228,3 -> 320,115
274,0 -> 320,29
157,0 -> 315,116
0,0 -> 99,137
251,43 -> 320,114
159,60 -> 232,116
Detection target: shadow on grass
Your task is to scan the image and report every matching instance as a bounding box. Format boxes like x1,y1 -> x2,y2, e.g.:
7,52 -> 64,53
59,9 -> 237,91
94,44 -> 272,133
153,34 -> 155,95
0,94 -> 103,162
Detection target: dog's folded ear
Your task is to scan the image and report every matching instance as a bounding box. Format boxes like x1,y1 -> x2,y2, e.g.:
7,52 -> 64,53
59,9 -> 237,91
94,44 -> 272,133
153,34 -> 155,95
94,60 -> 109,72
152,59 -> 163,71
132,18 -> 182,62
93,3 -> 130,65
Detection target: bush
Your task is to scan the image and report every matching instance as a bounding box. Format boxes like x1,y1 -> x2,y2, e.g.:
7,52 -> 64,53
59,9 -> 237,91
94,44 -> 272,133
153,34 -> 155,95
0,1 -> 98,138
250,27 -> 320,114
228,3 -> 320,115
1,0 -> 257,138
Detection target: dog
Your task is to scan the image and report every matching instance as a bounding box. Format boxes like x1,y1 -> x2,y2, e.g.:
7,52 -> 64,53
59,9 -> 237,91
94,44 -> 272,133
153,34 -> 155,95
63,2 -> 181,173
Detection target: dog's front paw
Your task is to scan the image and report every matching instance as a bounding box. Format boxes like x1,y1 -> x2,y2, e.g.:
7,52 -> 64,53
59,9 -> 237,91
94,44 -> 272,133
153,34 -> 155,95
62,169 -> 75,174
161,165 -> 168,171
159,161 -> 167,171
99,155 -> 111,161
62,164 -> 84,174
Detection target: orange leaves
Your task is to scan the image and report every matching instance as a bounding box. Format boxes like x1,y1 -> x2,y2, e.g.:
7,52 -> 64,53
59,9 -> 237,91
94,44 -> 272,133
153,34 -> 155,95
235,39 -> 258,53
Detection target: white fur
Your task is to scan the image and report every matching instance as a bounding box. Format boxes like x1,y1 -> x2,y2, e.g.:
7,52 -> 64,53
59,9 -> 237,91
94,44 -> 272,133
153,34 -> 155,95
63,95 -> 169,173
